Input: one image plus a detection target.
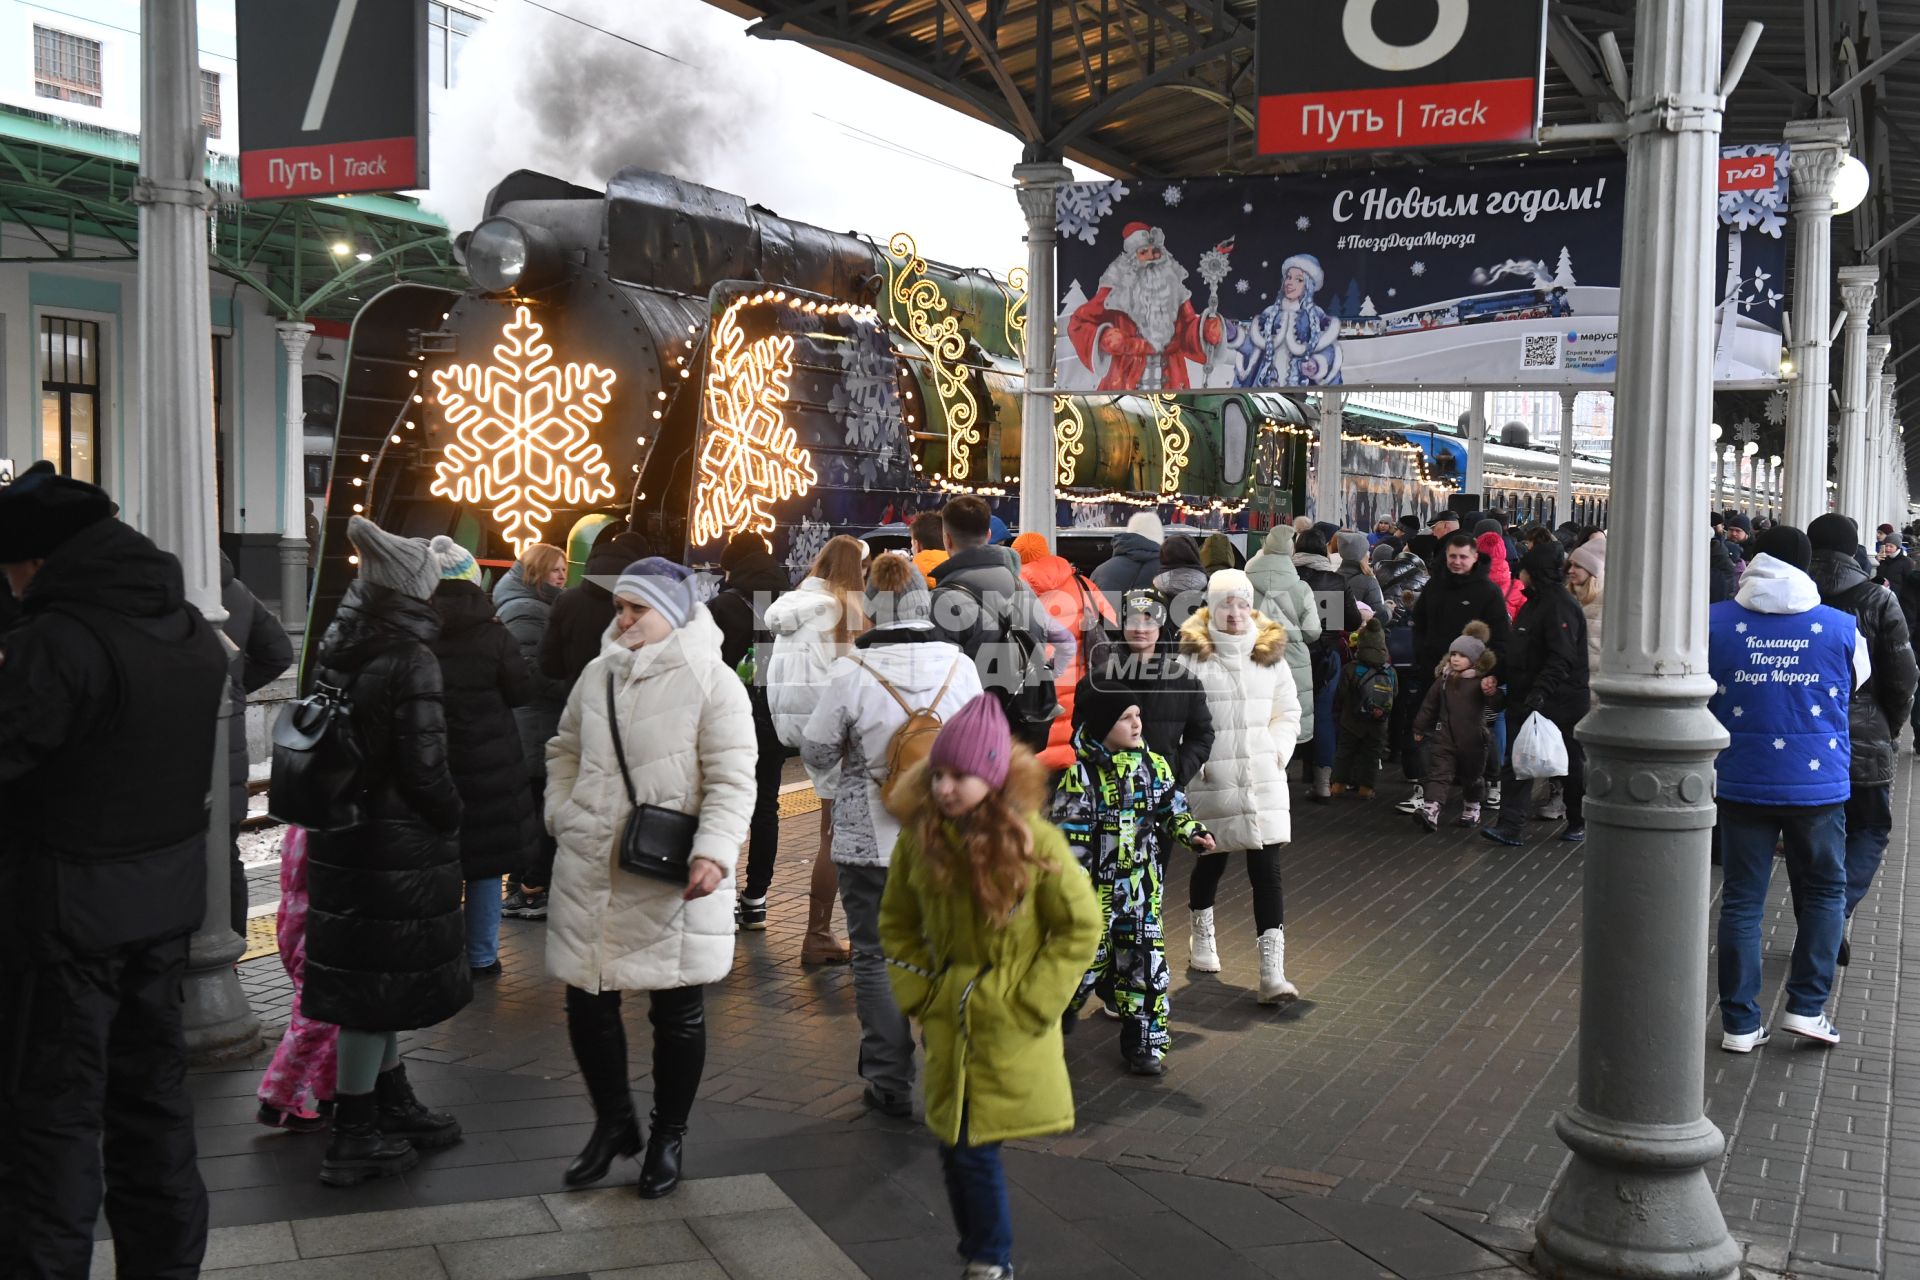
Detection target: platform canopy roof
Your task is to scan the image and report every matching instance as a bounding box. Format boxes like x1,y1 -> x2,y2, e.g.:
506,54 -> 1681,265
707,0 -> 1920,479
0,107 -> 463,322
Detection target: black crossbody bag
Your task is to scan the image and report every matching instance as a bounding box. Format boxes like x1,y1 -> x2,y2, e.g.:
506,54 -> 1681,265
605,674 -> 700,883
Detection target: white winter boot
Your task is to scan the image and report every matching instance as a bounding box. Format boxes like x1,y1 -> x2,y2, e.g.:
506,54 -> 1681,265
1189,907 -> 1221,973
1257,927 -> 1300,1005
1310,766 -> 1333,802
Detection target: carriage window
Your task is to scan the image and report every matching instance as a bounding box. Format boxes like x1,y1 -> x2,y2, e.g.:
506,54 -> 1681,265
1221,400 -> 1248,486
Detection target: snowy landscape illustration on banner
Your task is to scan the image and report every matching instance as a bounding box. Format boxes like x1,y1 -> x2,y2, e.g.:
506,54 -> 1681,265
1052,149 -> 1787,392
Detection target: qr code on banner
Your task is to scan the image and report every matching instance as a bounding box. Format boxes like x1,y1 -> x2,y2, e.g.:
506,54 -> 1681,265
1521,332 -> 1564,370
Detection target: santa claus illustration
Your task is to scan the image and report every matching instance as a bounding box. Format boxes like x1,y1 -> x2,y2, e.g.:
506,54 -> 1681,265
1067,223 -> 1224,391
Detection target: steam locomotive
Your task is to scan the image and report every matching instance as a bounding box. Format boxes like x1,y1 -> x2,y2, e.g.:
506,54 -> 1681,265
309,166 -> 1332,647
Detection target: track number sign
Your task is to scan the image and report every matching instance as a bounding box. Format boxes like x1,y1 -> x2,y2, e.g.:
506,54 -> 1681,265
1257,0 -> 1548,156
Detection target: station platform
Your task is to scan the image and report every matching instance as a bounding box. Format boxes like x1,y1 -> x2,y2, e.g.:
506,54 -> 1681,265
139,754 -> 1918,1279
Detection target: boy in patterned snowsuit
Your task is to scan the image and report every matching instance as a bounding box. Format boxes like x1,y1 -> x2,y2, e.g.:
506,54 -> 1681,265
1051,687 -> 1212,1076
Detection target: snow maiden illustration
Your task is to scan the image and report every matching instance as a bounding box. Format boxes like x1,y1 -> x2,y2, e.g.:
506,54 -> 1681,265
1230,254 -> 1343,388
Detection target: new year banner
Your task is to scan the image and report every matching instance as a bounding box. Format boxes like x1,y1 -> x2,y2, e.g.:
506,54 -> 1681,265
1052,150 -> 1787,391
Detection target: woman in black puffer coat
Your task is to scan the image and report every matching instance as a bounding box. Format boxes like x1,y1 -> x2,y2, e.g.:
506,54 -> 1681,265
494,544 -> 570,916
428,536 -> 537,978
305,517 -> 470,1187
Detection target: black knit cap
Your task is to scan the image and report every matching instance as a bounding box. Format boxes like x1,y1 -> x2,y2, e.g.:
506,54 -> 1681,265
1754,523 -> 1813,570
719,531 -> 771,575
1807,513 -> 1858,554
0,461 -> 115,561
1078,683 -> 1141,747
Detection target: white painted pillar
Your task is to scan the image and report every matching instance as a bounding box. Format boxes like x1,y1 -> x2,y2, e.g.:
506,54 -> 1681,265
1466,390 -> 1487,498
1864,337 -> 1891,533
1781,119 -> 1849,524
1317,390 -> 1343,525
1558,389 -> 1577,525
1713,440 -> 1729,508
1013,161 -> 1072,549
277,320 -> 314,633
1834,267 -> 1878,529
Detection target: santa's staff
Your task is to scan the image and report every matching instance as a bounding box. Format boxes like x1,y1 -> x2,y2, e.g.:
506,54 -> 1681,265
1198,238 -> 1236,366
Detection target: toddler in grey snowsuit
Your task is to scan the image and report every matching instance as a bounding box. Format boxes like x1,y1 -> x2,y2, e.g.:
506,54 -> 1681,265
1411,621 -> 1503,831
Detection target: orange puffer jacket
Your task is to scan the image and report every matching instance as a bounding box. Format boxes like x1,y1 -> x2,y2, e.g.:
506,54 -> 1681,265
1019,553 -> 1115,770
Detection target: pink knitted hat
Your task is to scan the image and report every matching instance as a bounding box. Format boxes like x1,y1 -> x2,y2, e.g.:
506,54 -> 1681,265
928,693 -> 1012,789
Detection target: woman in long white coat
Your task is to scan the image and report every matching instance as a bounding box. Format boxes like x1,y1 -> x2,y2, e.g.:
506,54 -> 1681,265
1178,568 -> 1304,1005
545,558 -> 755,1200
762,534 -> 867,963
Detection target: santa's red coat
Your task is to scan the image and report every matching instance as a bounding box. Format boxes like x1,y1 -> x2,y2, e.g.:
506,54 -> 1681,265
1067,288 -> 1216,391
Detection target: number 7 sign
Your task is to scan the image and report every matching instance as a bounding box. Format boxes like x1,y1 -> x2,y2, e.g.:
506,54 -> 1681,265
238,0 -> 428,201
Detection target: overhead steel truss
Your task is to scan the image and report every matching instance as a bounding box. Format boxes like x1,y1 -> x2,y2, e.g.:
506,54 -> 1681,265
0,107 -> 464,322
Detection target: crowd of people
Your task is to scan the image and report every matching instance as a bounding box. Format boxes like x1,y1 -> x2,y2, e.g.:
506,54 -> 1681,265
7,453 -> 1920,1279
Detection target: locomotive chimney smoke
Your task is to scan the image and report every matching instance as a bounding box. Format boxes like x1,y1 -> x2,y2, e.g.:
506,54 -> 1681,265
426,0 -> 772,232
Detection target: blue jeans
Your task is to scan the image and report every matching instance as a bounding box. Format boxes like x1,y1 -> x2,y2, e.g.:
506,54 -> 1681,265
1716,802 -> 1845,1035
1487,708 -> 1508,781
1844,785 -> 1894,917
941,1113 -> 1012,1269
465,877 -> 503,968
1312,649 -> 1341,769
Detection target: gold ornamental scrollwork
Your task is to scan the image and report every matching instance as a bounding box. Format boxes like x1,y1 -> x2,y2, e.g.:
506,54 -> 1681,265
1151,394 -> 1190,494
887,232 -> 980,481
1053,394 -> 1085,486
1005,266 -> 1028,357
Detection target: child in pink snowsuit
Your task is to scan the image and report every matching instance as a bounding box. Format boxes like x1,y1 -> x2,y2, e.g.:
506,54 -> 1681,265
256,826 -> 339,1130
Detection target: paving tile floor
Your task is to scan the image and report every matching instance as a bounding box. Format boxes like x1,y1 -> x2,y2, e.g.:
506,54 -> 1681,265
187,753 -> 1920,1278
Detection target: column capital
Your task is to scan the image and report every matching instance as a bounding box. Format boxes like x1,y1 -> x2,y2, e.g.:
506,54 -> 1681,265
1784,117 -> 1851,212
275,319 -> 315,359
1867,334 -> 1892,381
1011,161 -> 1073,229
1837,265 -> 1879,321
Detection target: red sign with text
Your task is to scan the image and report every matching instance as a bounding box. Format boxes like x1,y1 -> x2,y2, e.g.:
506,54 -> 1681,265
1719,154 -> 1776,192
239,136 -> 419,200
1258,78 -> 1540,154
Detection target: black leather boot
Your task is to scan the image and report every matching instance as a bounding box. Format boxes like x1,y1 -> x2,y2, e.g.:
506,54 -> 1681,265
320,1092 -> 418,1187
374,1062 -> 464,1150
565,1104 -> 643,1187
636,1113 -> 687,1199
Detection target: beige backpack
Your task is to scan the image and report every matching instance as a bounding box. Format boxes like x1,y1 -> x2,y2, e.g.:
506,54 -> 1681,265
851,656 -> 961,809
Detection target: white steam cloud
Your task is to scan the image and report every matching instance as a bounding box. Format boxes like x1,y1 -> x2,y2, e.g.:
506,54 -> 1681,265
424,0 -> 1051,272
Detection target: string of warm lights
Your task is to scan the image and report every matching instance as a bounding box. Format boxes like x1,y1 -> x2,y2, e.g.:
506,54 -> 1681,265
887,232 -> 982,481
429,304 -> 618,553
1151,394 -> 1192,494
690,291 -> 835,546
1052,395 -> 1086,487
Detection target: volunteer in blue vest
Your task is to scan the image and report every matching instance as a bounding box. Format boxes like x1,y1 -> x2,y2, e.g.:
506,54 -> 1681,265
1709,524 -> 1871,1053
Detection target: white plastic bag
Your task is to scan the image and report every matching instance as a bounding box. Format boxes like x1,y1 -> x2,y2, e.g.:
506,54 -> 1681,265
1511,711 -> 1568,780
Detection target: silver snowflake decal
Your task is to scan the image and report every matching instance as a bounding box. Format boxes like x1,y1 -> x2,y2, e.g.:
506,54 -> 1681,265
1410,261 -> 1427,277
783,501 -> 832,581
1808,759 -> 1821,770
1772,738 -> 1786,750
1732,420 -> 1760,445
1810,703 -> 1822,717
1732,706 -> 1745,717
1387,288 -> 1398,297
1162,183 -> 1184,206
1763,391 -> 1787,427
1234,279 -> 1250,294
1054,180 -> 1133,245
1295,215 -> 1310,231
1716,682 -> 1728,696
1243,201 -> 1254,214
1828,737 -> 1838,749
1810,621 -> 1823,633
1735,621 -> 1748,633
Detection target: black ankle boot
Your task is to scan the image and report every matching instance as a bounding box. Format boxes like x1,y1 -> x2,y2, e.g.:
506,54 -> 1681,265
565,1103 -> 642,1187
320,1092 -> 418,1187
636,1113 -> 687,1199
374,1062 -> 463,1150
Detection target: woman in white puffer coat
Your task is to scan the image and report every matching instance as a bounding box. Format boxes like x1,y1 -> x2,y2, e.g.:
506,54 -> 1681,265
762,534 -> 868,964
1178,568 -> 1303,1006
545,558 -> 754,1201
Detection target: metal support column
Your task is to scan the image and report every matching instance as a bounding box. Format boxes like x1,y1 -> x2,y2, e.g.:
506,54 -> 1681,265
1558,389 -> 1577,525
1532,0 -> 1741,1271
1713,439 -> 1729,508
1865,337 -> 1892,533
1781,118 -> 1849,524
137,0 -> 261,1063
276,320 -> 314,633
1013,161 -> 1072,548
1317,390 -> 1344,525
1835,267 -> 1879,529
1466,391 -> 1487,500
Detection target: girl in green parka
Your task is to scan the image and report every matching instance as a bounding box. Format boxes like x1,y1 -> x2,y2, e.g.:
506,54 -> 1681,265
879,693 -> 1102,1280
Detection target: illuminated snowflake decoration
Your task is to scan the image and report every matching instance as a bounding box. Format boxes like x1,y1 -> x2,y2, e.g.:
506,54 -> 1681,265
1732,419 -> 1761,445
1163,183 -> 1184,206
692,301 -> 818,546
1054,180 -> 1132,245
431,305 -> 617,554
1763,390 -> 1788,426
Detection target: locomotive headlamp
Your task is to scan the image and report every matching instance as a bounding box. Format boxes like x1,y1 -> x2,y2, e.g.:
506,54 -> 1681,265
464,217 -> 564,294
